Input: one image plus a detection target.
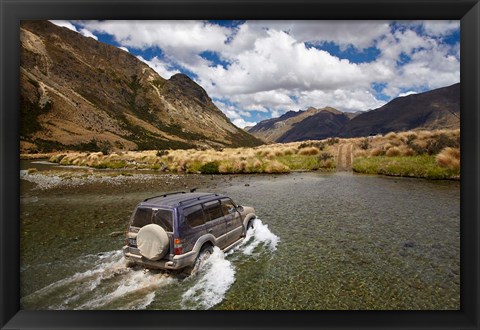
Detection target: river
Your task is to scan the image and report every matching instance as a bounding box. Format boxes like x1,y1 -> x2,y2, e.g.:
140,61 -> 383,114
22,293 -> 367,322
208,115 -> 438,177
19,160 -> 460,310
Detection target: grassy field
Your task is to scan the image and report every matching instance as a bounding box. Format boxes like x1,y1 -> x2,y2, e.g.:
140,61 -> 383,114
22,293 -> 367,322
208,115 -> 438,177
351,129 -> 460,180
21,129 -> 460,179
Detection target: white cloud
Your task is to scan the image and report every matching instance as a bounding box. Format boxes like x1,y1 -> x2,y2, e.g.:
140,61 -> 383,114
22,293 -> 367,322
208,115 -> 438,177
398,91 -> 417,97
423,20 -> 460,37
136,55 -> 180,79
66,20 -> 459,125
232,118 -> 257,129
79,28 -> 98,40
50,20 -> 78,32
297,89 -> 386,113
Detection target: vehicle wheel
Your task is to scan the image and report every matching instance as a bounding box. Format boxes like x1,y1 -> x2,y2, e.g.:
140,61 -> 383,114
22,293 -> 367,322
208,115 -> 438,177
247,219 -> 255,230
186,245 -> 213,275
136,224 -> 169,261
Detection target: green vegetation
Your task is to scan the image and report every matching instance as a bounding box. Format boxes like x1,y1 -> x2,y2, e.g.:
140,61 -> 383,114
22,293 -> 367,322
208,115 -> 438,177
199,161 -> 220,174
352,155 -> 459,179
36,129 -> 459,180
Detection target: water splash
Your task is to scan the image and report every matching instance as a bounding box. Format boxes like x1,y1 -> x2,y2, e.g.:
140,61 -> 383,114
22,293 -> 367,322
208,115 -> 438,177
181,247 -> 235,310
22,219 -> 280,310
228,218 -> 280,257
181,218 -> 280,310
21,250 -> 173,310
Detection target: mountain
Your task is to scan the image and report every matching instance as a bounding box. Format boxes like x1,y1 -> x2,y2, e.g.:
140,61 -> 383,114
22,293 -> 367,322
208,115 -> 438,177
249,106 -> 330,142
339,83 -> 460,137
247,83 -> 460,142
20,20 -> 262,153
277,108 -> 350,142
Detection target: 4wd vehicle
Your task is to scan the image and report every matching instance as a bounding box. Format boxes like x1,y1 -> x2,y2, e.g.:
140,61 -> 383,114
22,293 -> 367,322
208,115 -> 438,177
123,191 -> 256,271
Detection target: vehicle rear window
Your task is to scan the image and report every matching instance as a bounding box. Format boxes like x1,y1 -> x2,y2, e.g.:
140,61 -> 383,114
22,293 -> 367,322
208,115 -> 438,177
131,207 -> 173,232
153,209 -> 173,232
203,200 -> 224,222
184,204 -> 205,228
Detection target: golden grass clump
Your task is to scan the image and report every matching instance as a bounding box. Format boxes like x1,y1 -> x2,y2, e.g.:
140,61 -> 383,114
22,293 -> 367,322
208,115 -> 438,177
369,147 -> 384,157
264,160 -> 289,173
354,150 -> 368,157
398,145 -> 415,156
298,147 -> 320,156
436,147 -> 460,170
385,146 -> 401,157
385,132 -> 398,140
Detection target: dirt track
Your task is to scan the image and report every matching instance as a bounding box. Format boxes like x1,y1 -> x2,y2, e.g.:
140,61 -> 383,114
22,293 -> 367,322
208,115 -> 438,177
336,143 -> 353,171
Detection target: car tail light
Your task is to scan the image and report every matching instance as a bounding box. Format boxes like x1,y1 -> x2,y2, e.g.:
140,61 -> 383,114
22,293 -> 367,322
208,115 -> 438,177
174,238 -> 183,255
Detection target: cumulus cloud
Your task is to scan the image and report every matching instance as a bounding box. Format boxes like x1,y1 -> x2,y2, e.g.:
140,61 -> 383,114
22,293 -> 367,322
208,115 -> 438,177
50,20 -> 78,32
57,20 -> 460,125
136,55 -> 180,79
79,28 -> 98,40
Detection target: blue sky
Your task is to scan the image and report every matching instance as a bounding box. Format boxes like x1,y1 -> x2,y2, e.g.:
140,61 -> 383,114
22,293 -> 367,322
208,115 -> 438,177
51,20 -> 460,128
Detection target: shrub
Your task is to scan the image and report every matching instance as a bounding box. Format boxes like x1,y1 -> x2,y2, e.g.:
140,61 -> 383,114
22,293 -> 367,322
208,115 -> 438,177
359,138 -> 369,150
370,147 -> 385,156
156,150 -> 169,157
405,133 -> 417,145
319,159 -> 335,169
426,133 -> 458,155
299,147 -> 320,155
199,161 -> 220,174
264,160 -> 290,173
436,147 -> 460,171
386,147 -> 401,157
318,152 -> 333,162
385,132 -> 398,140
327,137 -> 339,145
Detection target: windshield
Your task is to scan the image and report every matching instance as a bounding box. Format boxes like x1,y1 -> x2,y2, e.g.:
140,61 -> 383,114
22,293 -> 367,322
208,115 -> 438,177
131,207 -> 173,232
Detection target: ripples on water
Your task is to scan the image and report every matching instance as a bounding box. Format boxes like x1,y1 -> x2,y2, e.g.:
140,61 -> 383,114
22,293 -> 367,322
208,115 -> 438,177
21,219 -> 279,310
20,167 -> 459,310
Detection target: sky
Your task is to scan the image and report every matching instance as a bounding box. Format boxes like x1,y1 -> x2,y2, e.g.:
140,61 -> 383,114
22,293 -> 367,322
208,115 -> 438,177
50,20 -> 460,128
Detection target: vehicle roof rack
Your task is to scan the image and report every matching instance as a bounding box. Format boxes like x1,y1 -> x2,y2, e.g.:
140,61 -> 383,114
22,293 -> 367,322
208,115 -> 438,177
178,193 -> 219,205
143,191 -> 186,201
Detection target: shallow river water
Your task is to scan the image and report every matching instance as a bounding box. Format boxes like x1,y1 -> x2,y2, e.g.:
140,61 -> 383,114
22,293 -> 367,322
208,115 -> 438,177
19,161 -> 460,310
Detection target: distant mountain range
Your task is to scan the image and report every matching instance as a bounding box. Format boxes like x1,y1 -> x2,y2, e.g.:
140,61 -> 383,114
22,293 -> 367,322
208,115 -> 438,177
20,20 -> 263,153
248,83 -> 460,143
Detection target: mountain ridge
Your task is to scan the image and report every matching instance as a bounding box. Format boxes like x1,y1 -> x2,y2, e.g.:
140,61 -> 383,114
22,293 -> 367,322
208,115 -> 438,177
20,20 -> 263,153
247,83 -> 460,143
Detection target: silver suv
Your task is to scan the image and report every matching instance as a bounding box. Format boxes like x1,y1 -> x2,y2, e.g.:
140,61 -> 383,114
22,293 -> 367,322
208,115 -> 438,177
123,191 -> 256,271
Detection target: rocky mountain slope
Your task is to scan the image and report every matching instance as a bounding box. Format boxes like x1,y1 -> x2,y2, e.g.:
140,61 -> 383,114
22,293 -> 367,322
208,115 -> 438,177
20,20 -> 262,153
248,106 -> 340,142
339,83 -> 460,137
248,83 -> 460,142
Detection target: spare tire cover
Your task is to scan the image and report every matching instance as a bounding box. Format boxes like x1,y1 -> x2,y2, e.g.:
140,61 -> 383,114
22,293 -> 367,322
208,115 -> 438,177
136,224 -> 169,261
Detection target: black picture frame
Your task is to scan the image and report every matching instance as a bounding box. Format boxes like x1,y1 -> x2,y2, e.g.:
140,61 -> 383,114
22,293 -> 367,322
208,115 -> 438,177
1,0 -> 479,329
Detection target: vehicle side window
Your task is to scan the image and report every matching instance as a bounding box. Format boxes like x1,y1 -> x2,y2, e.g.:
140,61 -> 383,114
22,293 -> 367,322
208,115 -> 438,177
184,204 -> 206,228
152,209 -> 173,232
220,198 -> 237,215
131,207 -> 153,227
203,200 -> 224,222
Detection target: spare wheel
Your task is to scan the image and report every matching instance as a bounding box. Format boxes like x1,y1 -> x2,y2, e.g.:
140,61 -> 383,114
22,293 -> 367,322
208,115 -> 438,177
136,224 -> 169,261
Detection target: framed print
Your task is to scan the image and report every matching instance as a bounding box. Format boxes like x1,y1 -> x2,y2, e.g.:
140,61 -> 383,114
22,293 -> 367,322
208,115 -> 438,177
1,0 -> 479,329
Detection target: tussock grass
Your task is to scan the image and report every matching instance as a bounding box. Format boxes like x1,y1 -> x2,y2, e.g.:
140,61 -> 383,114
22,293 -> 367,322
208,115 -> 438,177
436,147 -> 460,171
42,128 -> 459,179
353,155 -> 459,179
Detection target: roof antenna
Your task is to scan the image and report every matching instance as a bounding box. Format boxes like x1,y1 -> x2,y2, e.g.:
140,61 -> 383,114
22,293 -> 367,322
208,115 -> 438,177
190,188 -> 197,193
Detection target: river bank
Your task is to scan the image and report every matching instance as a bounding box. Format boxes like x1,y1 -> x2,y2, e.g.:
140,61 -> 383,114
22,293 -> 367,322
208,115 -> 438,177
20,128 -> 460,180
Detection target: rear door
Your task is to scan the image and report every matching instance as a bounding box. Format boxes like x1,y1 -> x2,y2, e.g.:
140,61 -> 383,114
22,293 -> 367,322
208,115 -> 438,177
221,198 -> 244,247
202,200 -> 227,249
180,204 -> 207,253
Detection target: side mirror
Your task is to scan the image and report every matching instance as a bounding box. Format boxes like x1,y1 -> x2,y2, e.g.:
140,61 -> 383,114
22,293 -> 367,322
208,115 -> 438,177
236,205 -> 244,213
